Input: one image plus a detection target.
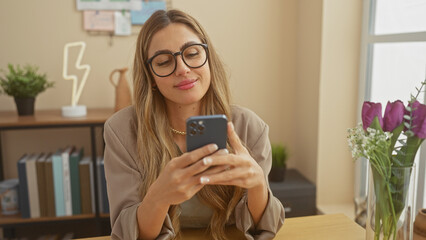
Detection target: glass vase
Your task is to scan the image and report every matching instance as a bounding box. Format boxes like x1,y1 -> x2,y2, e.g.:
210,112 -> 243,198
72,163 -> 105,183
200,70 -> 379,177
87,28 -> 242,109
366,163 -> 417,240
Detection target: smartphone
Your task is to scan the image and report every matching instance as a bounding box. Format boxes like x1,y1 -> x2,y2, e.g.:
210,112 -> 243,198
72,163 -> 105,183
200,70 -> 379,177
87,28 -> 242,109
186,114 -> 228,152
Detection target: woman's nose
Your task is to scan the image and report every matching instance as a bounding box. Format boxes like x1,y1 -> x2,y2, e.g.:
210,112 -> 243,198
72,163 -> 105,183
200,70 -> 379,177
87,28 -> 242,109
174,55 -> 190,76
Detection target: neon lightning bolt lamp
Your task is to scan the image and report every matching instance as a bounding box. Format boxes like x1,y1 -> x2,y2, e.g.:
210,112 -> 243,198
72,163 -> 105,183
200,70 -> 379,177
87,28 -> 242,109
62,41 -> 91,117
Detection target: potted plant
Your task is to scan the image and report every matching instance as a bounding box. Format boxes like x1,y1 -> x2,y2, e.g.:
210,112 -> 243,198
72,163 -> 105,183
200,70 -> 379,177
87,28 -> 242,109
269,143 -> 288,182
0,64 -> 54,116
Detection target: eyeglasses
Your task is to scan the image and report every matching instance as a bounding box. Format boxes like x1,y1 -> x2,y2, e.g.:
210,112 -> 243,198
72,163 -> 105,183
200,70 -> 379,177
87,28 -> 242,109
147,43 -> 208,77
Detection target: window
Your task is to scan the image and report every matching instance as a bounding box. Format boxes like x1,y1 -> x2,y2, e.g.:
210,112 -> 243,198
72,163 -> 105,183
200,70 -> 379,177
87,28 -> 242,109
359,0 -> 426,212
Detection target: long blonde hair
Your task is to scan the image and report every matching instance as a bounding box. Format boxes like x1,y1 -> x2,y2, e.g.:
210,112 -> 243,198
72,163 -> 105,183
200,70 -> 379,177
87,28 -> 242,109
133,9 -> 243,240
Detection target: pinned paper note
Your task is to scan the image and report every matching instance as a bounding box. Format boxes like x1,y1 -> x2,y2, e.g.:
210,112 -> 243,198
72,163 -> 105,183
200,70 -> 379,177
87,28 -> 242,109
131,1 -> 166,25
83,11 -> 114,31
114,11 -> 132,36
77,0 -> 142,11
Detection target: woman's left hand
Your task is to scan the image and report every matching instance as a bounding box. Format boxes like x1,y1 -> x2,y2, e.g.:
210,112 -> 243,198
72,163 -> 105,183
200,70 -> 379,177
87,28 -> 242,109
199,122 -> 266,190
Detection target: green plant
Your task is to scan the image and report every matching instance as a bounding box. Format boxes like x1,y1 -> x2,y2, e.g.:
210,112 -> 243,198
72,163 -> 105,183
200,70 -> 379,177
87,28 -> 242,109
271,144 -> 288,168
0,64 -> 54,98
347,80 -> 426,240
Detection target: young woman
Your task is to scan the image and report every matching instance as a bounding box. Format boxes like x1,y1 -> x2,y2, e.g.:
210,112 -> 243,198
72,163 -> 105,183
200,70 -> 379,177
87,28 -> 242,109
104,9 -> 285,240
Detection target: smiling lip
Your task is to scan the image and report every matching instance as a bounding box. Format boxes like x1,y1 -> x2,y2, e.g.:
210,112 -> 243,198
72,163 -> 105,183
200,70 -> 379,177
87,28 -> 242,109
175,79 -> 197,90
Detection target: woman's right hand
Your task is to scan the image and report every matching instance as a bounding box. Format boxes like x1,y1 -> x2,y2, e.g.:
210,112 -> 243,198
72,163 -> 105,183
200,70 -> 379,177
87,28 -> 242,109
145,143 -> 221,207
137,144 -> 228,240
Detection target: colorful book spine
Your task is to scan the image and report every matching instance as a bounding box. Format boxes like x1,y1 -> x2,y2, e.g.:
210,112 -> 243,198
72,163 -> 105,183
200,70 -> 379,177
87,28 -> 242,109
90,157 -> 95,213
62,146 -> 74,216
26,154 -> 41,218
17,154 -> 30,218
44,154 -> 56,217
52,149 -> 65,217
97,157 -> 109,214
70,148 -> 83,215
36,153 -> 48,217
79,156 -> 94,214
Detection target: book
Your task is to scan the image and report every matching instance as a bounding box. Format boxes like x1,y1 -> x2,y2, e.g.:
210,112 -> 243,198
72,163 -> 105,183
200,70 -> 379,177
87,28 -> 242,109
26,153 -> 41,218
52,149 -> 65,217
97,157 -> 109,214
79,156 -> 94,214
36,153 -> 49,217
17,154 -> 30,218
44,154 -> 56,217
69,148 -> 83,215
62,146 -> 75,216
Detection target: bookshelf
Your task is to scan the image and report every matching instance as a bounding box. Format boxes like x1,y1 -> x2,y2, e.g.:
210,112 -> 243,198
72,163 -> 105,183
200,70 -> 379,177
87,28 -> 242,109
0,108 -> 114,238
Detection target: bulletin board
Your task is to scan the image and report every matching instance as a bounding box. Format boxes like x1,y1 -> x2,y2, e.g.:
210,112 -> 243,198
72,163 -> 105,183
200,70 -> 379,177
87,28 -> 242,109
76,0 -> 172,39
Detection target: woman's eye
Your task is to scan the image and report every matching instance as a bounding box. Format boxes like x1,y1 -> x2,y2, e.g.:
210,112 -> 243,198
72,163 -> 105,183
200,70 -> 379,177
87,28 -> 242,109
185,51 -> 199,59
154,54 -> 173,67
156,60 -> 171,67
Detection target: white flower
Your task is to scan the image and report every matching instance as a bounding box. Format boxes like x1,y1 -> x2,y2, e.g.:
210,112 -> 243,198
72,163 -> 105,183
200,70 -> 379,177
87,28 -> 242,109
347,124 -> 392,161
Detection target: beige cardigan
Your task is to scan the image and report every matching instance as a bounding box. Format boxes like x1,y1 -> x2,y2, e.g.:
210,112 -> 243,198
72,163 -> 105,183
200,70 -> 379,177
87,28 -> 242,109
103,105 -> 285,240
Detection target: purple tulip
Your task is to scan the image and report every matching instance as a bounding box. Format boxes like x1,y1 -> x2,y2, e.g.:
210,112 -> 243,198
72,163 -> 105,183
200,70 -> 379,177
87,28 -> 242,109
409,101 -> 426,139
383,100 -> 405,132
362,101 -> 383,130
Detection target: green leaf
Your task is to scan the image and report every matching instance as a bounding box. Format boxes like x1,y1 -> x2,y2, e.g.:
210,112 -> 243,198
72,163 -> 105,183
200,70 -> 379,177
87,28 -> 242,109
403,136 -> 423,166
370,116 -> 383,131
392,157 -> 404,167
271,143 -> 288,167
389,183 -> 398,193
0,63 -> 54,98
389,124 -> 404,156
405,130 -> 414,137
404,122 -> 411,129
403,115 -> 411,121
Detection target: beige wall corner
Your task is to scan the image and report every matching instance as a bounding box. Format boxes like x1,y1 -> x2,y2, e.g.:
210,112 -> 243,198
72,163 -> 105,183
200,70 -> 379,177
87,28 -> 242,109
317,0 -> 362,206
294,0 -> 323,184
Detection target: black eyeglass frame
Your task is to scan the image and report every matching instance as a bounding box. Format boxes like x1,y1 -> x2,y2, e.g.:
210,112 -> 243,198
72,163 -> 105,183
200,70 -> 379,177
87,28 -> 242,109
147,43 -> 209,77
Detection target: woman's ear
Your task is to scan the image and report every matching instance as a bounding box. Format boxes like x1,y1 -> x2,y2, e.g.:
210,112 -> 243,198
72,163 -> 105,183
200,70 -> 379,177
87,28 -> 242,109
152,81 -> 157,91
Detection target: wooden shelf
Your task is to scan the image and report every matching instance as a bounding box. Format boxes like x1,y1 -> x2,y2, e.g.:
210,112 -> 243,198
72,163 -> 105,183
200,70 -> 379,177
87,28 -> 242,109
0,108 -> 114,129
99,213 -> 110,219
0,213 -> 103,226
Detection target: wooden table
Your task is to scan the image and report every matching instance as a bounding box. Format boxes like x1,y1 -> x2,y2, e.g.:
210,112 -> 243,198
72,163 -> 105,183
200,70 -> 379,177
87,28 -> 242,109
276,213 -> 364,240
75,214 -> 365,240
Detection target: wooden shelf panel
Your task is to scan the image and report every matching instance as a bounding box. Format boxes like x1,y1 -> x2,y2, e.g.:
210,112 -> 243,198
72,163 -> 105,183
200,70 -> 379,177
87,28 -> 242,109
0,108 -> 114,129
99,213 -> 110,219
0,213 -> 106,226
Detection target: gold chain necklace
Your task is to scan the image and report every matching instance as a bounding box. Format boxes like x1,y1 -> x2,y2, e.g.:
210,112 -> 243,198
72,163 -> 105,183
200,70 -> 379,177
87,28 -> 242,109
171,127 -> 186,135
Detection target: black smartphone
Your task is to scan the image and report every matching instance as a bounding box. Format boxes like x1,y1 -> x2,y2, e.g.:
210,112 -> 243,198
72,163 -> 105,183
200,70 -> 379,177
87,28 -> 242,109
186,115 -> 228,152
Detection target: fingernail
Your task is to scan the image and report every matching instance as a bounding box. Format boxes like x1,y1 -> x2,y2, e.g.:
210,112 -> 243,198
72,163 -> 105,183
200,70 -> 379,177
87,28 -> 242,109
200,177 -> 210,184
221,149 -> 229,154
210,144 -> 218,151
203,157 -> 212,165
229,122 -> 234,131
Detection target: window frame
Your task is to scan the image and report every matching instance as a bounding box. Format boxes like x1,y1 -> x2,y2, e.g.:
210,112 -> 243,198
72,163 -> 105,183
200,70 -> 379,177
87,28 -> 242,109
358,0 -> 426,211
